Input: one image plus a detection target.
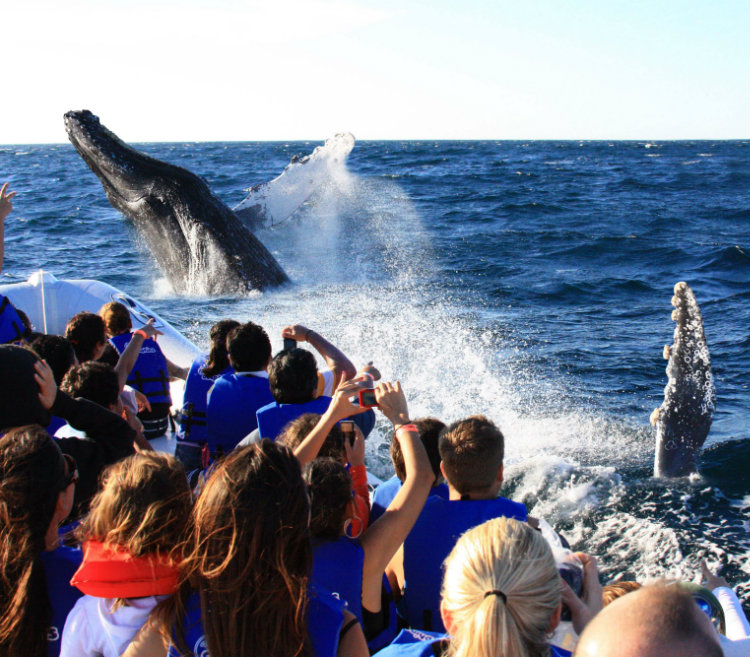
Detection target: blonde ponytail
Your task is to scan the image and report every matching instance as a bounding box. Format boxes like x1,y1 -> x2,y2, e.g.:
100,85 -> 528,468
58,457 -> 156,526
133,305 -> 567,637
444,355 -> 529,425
441,517 -> 560,657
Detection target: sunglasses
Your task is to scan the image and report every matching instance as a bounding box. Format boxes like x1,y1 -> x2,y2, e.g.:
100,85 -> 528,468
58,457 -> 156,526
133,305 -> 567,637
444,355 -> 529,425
694,597 -> 723,633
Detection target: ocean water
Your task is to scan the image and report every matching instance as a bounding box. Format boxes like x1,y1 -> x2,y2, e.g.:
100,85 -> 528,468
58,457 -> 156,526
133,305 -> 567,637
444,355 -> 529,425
2,138 -> 749,605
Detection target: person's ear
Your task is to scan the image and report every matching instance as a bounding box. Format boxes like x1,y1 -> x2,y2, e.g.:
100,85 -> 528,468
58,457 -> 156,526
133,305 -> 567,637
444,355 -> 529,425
440,461 -> 447,481
497,464 -> 503,486
440,601 -> 456,635
548,602 -> 562,632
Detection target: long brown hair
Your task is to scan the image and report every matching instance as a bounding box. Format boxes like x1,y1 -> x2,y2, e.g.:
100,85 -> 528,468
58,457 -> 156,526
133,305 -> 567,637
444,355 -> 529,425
77,452 -> 191,559
200,319 -> 239,378
0,425 -> 67,657
168,440 -> 313,657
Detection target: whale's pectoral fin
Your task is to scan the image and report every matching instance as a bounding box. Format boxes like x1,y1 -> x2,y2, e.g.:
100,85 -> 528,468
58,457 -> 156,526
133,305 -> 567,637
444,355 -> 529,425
652,282 -> 715,477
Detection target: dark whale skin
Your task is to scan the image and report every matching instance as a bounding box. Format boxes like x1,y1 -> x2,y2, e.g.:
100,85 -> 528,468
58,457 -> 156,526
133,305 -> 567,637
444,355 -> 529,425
64,110 -> 288,295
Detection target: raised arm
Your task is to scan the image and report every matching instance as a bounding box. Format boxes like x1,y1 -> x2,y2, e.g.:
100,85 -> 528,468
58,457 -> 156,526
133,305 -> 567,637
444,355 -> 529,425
0,183 -> 17,274
359,382 -> 433,612
113,319 -> 162,392
282,324 -> 356,389
293,380 -> 368,466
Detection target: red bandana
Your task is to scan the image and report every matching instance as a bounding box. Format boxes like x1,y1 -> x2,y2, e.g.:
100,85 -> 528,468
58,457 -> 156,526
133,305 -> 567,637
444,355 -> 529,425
70,540 -> 181,598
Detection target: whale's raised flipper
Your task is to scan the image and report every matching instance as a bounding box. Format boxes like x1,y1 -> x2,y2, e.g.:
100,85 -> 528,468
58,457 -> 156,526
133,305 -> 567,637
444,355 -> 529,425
234,132 -> 355,230
64,110 -> 289,296
651,282 -> 715,477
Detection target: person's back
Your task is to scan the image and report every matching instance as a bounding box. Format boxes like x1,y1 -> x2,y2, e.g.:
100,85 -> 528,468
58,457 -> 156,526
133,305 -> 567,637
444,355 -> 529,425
205,322 -> 274,453
256,347 -> 329,440
175,319 -> 239,470
394,415 -> 527,632
59,362 -> 136,517
100,302 -> 178,439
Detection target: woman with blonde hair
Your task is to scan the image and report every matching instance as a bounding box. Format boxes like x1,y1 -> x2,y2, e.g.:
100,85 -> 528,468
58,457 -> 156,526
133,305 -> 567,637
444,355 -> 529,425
375,516 -> 601,657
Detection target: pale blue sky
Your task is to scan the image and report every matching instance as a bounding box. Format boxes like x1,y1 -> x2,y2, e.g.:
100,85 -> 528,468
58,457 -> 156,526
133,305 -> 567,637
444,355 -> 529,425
3,0 -> 748,142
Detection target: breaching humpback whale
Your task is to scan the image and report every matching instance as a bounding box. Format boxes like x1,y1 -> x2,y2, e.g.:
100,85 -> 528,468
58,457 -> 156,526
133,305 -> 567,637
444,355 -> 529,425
64,111 -> 352,295
650,282 -> 715,477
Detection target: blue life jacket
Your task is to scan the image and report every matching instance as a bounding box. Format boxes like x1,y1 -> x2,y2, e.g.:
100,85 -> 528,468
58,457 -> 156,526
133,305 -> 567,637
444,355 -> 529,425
371,478 -> 449,524
0,294 -> 27,343
401,495 -> 527,632
256,396 -> 332,440
311,537 -> 398,653
374,629 -> 571,657
312,536 -> 364,620
205,373 -> 274,452
176,356 -> 233,444
109,332 -> 171,405
173,585 -> 345,657
40,544 -> 83,657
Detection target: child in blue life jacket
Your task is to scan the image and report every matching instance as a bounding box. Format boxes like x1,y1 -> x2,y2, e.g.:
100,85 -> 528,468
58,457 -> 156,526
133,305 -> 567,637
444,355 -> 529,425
60,452 -> 191,657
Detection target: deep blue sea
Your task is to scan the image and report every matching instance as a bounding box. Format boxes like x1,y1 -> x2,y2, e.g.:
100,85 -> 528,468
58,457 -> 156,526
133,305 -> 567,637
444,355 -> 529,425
2,138 -> 749,603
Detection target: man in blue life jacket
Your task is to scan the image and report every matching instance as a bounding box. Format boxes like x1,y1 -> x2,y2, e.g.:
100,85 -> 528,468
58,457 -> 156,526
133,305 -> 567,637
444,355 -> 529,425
205,322 -> 275,454
255,329 -> 375,441
386,415 -> 529,633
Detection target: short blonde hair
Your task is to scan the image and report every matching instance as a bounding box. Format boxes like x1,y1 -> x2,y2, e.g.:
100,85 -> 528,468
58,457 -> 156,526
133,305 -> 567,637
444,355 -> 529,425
441,517 -> 560,657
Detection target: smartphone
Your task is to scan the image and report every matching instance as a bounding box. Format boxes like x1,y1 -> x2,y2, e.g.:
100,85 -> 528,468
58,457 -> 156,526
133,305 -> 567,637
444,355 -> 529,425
283,337 -> 296,351
358,389 -> 378,408
340,420 -> 355,447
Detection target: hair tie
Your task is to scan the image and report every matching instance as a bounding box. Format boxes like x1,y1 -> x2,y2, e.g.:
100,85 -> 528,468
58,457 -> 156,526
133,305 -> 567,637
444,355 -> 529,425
484,590 -> 507,603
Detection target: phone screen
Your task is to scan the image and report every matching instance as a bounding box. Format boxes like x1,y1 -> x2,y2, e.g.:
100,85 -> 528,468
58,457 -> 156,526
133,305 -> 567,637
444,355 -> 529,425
283,337 -> 296,351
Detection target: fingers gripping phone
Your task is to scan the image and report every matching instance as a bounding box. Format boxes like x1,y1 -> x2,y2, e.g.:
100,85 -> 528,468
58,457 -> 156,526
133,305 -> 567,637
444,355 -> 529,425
358,389 -> 378,408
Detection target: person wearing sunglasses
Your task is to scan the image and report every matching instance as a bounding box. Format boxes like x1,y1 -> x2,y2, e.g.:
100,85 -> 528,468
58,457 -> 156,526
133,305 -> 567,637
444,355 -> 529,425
0,424 -> 83,657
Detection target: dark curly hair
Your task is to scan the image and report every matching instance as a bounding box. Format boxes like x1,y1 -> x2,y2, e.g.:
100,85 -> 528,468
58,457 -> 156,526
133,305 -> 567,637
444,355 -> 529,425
303,458 -> 351,542
61,361 -> 119,409
64,312 -> 106,363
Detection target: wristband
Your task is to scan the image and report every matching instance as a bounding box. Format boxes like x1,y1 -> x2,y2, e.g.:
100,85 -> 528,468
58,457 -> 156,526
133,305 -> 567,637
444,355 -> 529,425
395,423 -> 418,436
134,329 -> 149,340
305,329 -> 314,341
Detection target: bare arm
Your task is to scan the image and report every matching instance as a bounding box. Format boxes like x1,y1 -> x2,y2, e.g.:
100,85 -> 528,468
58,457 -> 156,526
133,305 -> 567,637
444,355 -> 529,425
113,320 -> 162,392
282,324 -> 356,389
337,610 -> 369,657
293,380 -> 368,466
0,183 -> 17,275
359,383 -> 433,613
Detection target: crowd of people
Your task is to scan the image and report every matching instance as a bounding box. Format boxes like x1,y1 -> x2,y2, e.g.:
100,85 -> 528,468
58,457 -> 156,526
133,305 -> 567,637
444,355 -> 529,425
1,180 -> 749,657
